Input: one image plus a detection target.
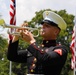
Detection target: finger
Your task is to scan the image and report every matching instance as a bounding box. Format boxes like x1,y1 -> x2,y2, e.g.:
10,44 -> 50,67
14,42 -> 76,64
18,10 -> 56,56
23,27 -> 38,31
21,30 -> 29,38
24,30 -> 29,35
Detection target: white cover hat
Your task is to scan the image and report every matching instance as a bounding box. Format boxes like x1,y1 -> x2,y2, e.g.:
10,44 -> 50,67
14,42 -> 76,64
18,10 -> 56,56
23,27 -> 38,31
41,11 -> 67,30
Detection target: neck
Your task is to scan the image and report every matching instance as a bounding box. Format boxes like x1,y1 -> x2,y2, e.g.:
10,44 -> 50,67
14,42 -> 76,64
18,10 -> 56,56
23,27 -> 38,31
43,38 -> 56,40
42,36 -> 57,40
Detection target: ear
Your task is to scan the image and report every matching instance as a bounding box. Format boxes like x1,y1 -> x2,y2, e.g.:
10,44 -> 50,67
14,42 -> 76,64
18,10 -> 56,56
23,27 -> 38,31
54,30 -> 57,36
54,28 -> 60,36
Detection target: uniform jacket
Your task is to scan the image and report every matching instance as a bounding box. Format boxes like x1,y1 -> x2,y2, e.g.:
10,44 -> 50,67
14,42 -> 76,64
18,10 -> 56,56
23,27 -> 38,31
7,40 -> 68,75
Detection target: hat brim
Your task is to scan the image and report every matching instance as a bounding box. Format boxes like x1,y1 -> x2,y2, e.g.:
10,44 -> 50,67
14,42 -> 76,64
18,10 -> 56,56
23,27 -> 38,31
41,20 -> 60,28
41,20 -> 51,25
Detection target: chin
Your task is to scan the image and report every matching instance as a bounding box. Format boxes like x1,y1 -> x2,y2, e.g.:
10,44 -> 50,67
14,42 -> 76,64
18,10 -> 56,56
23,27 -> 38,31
41,35 -> 46,38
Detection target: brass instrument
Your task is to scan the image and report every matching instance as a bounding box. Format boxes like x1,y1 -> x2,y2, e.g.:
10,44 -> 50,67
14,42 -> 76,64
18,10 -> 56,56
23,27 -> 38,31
0,19 -> 39,37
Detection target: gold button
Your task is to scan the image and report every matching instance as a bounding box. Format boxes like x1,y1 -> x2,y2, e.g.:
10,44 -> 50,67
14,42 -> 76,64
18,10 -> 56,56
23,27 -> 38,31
41,44 -> 44,47
41,49 -> 44,53
31,69 -> 33,72
46,41 -> 48,43
34,58 -> 37,62
38,46 -> 40,48
42,49 -> 44,52
32,64 -> 35,67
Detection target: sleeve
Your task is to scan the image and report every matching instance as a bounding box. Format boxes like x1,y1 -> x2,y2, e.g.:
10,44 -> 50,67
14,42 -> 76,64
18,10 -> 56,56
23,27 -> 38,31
28,42 -> 68,65
7,40 -> 27,63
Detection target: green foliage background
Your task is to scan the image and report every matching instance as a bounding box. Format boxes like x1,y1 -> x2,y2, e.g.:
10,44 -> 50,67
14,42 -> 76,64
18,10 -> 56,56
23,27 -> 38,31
0,9 -> 75,75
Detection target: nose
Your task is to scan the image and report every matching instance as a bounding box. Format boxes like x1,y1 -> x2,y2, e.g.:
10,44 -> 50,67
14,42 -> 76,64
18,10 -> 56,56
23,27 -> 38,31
41,26 -> 44,30
42,25 -> 46,29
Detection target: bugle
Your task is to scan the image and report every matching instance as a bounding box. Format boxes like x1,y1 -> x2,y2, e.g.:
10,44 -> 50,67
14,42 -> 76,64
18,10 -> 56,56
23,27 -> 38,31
0,19 -> 39,37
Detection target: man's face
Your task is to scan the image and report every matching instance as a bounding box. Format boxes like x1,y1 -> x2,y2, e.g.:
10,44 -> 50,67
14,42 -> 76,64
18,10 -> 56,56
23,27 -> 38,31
40,22 -> 58,40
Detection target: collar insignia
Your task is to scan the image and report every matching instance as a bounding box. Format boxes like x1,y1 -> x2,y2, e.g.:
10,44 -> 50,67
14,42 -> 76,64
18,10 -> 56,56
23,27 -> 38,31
45,11 -> 49,16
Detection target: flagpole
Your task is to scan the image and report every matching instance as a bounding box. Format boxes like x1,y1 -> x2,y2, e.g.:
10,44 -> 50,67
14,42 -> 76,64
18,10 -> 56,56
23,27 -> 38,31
74,16 -> 76,75
9,61 -> 12,75
73,16 -> 76,75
